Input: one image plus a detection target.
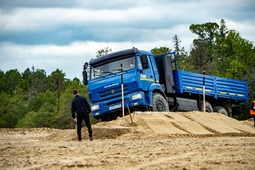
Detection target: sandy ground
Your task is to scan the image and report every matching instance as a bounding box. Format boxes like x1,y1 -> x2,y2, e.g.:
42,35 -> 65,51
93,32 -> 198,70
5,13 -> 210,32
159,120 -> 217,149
1,111 -> 255,170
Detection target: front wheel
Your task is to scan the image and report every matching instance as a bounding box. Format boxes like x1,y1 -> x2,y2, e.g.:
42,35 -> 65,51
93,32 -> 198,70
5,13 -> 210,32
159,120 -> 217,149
152,93 -> 169,112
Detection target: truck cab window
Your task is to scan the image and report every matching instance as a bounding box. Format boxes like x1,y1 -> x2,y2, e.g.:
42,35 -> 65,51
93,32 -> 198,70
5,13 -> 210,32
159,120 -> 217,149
90,56 -> 136,80
141,54 -> 149,69
137,56 -> 142,69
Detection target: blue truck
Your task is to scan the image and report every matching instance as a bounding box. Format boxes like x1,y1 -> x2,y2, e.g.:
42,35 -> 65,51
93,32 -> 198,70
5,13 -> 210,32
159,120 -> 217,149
83,47 -> 248,120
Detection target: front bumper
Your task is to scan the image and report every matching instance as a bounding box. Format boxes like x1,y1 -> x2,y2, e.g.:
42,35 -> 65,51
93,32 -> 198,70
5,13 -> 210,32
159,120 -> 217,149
91,91 -> 148,117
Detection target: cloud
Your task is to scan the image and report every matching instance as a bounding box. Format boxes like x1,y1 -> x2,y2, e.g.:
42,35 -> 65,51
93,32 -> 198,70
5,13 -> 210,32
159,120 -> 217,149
0,0 -> 139,9
0,41 -> 91,79
0,41 -> 177,79
0,7 -> 177,33
225,19 -> 255,43
1,1 -> 254,44
0,0 -> 254,80
0,5 -> 199,46
0,0 -> 191,9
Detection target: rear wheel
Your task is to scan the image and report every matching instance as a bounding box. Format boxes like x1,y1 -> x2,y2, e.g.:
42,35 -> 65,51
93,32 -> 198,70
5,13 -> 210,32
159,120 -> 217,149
213,106 -> 228,116
200,101 -> 213,112
152,93 -> 169,112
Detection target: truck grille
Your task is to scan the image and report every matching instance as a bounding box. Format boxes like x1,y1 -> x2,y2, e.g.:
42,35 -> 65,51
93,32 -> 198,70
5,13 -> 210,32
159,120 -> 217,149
98,85 -> 128,100
103,99 -> 126,106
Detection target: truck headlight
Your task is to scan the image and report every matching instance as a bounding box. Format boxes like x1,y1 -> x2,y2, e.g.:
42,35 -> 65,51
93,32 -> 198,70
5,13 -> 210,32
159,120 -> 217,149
131,93 -> 142,100
91,104 -> 99,111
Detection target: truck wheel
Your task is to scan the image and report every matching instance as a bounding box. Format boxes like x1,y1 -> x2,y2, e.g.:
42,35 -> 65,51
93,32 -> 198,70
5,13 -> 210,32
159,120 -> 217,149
213,106 -> 228,116
201,101 -> 213,112
152,93 -> 169,112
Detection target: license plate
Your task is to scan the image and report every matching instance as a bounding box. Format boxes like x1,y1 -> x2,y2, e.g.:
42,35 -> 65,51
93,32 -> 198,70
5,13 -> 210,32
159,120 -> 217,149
109,104 -> 121,110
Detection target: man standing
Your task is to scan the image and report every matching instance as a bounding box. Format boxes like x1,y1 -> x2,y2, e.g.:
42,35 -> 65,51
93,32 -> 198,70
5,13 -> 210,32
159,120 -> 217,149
71,89 -> 93,141
250,99 -> 255,127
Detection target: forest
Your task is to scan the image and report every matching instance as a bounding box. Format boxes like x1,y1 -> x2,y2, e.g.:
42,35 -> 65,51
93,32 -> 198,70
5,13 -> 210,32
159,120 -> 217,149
0,19 -> 254,128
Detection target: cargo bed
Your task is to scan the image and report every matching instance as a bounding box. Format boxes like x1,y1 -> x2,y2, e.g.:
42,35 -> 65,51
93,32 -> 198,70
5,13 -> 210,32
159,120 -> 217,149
173,70 -> 248,103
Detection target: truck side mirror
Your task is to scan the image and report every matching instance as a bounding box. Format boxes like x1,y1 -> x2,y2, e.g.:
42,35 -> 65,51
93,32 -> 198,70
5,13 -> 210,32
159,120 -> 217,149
84,62 -> 88,70
141,54 -> 149,69
83,62 -> 88,85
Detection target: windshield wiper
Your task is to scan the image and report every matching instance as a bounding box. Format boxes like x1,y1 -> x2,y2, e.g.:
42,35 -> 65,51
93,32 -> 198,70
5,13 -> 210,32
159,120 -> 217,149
102,71 -> 113,74
102,69 -> 122,76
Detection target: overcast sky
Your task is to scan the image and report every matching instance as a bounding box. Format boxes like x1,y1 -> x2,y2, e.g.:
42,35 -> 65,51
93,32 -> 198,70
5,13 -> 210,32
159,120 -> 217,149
1,0 -> 255,80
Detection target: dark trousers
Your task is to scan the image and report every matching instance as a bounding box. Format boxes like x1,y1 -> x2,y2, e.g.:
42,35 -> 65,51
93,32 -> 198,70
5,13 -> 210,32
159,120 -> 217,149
77,112 -> 92,140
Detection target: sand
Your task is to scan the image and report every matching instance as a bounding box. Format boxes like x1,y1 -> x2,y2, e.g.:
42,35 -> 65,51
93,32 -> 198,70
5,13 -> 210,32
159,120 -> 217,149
1,111 -> 255,169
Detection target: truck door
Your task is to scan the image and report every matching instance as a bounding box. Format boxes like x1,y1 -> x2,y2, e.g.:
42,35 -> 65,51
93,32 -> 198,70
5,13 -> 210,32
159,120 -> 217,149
139,54 -> 155,90
149,55 -> 159,83
155,53 -> 176,94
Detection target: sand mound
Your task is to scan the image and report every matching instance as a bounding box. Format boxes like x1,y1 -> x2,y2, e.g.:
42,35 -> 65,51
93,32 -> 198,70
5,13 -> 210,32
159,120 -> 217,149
42,111 -> 255,141
242,118 -> 255,128
124,111 -> 255,139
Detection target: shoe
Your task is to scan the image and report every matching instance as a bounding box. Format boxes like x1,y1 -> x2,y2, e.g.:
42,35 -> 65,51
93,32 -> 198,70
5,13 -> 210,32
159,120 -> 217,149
90,137 -> 93,141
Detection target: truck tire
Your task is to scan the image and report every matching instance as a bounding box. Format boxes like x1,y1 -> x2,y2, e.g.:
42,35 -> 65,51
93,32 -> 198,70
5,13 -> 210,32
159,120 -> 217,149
213,106 -> 228,116
152,93 -> 169,112
200,101 -> 213,113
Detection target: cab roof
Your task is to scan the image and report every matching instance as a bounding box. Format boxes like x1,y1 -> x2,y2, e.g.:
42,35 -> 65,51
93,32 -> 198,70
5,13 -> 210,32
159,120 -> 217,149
89,47 -> 139,66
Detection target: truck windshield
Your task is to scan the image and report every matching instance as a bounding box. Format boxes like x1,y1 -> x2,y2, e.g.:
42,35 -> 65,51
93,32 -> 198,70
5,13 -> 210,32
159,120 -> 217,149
90,56 -> 136,80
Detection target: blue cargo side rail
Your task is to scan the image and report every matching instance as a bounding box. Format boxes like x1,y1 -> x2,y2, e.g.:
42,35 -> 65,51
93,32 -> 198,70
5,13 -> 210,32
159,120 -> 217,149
173,70 -> 249,103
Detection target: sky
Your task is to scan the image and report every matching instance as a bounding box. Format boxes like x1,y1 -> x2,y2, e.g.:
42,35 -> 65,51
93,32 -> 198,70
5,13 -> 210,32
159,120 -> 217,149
0,0 -> 255,80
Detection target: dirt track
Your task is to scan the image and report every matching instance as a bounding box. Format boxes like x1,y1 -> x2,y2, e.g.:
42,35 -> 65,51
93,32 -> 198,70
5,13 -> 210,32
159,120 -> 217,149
1,111 -> 255,169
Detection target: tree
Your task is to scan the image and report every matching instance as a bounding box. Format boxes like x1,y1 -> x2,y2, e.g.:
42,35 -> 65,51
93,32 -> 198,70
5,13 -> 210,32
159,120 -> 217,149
216,30 -> 255,81
57,86 -> 75,129
0,92 -> 11,127
28,90 -> 55,112
215,19 -> 228,56
173,35 -> 181,58
189,39 -> 208,72
28,93 -> 45,112
172,35 -> 188,70
1,96 -> 27,128
17,90 -> 56,128
0,66 -> 97,128
35,102 -> 55,127
21,68 -> 32,93
189,22 -> 219,72
151,47 -> 171,56
190,22 -> 219,43
50,69 -> 66,113
0,70 -> 8,93
96,47 -> 112,58
5,69 -> 22,94
28,67 -> 48,99
16,111 -> 36,128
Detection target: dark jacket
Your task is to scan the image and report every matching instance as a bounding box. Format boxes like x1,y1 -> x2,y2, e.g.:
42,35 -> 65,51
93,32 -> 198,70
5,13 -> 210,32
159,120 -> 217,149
71,95 -> 91,118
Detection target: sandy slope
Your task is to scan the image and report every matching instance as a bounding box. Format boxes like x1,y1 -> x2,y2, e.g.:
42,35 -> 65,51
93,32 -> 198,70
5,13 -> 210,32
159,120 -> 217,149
1,111 -> 255,169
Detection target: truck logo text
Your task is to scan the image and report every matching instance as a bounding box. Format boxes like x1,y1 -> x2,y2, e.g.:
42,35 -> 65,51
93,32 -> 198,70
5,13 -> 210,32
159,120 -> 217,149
104,83 -> 119,89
